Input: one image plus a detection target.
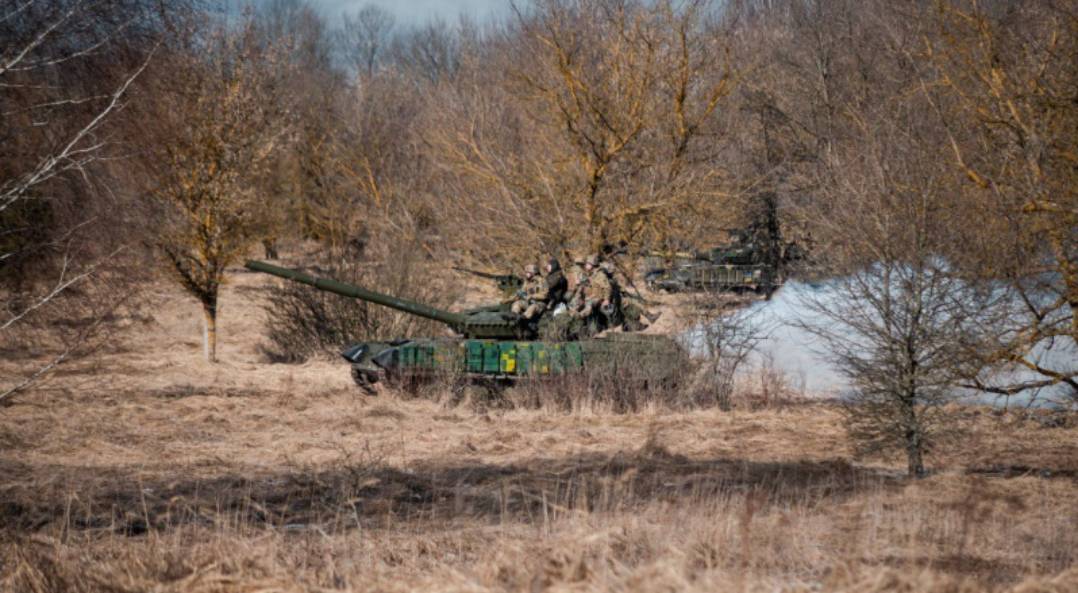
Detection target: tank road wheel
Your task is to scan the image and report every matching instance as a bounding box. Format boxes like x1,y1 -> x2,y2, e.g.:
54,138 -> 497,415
350,367 -> 380,395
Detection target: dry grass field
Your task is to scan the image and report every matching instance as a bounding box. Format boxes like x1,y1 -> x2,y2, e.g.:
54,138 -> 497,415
2,270 -> 1076,593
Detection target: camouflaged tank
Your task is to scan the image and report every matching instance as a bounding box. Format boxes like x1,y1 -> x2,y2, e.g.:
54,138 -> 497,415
643,230 -> 784,294
246,261 -> 686,394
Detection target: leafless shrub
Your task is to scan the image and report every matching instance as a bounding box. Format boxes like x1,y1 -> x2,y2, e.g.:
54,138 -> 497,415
739,351 -> 806,410
800,228 -> 1000,479
261,245 -> 456,363
687,299 -> 770,410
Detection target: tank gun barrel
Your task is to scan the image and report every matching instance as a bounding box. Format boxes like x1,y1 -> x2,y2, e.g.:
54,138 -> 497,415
245,260 -> 468,327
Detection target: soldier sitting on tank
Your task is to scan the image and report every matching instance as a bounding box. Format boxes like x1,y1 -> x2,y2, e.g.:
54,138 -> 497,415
510,263 -> 549,321
600,259 -> 660,330
569,254 -> 615,325
565,259 -> 587,314
599,259 -> 624,316
565,256 -> 590,314
543,257 -> 568,310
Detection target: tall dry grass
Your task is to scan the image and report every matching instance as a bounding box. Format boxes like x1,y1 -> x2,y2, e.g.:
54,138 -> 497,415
2,426 -> 1076,593
2,321 -> 1075,593
7,241 -> 1074,592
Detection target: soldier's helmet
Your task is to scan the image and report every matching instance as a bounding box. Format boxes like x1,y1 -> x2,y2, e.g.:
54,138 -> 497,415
584,254 -> 600,267
524,263 -> 539,276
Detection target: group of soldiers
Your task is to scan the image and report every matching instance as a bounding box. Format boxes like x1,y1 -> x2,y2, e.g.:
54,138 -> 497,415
509,254 -> 618,326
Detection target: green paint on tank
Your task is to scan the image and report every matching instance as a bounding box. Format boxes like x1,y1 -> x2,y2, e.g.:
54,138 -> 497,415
369,339 -> 586,376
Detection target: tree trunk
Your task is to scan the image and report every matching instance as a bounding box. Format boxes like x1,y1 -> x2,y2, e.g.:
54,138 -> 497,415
906,429 -> 925,478
902,392 -> 926,478
202,304 -> 218,363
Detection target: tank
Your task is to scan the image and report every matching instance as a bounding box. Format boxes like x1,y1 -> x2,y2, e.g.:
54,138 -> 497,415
245,260 -> 686,393
643,259 -> 775,293
642,229 -> 782,293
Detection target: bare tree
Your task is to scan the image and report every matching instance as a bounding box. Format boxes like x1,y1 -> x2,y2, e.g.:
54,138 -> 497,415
389,18 -> 464,85
249,0 -> 348,254
803,251 -> 1005,478
427,0 -> 738,268
931,0 -> 1077,401
151,16 -> 293,362
337,4 -> 395,78
799,68 -> 1000,476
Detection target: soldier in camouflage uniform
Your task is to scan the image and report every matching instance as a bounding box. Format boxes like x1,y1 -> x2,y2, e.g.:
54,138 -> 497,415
565,258 -> 587,313
511,263 -> 550,320
601,259 -> 660,330
543,257 -> 568,308
570,254 -> 614,320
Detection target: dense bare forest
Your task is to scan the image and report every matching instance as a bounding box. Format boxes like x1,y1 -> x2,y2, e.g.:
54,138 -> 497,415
1,0 -> 1076,591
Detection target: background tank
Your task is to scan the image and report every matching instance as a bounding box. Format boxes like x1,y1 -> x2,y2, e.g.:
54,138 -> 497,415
246,260 -> 686,393
643,259 -> 776,293
642,227 -> 786,294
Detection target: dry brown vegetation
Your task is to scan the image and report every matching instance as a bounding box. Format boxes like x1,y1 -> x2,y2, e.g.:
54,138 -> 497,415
2,271 -> 1077,592
3,0 -> 1077,590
